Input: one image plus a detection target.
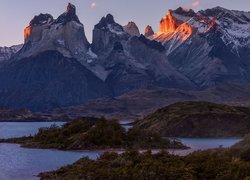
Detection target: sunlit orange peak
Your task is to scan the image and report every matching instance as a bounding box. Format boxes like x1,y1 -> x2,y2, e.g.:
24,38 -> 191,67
159,10 -> 181,33
24,26 -> 31,42
175,23 -> 193,41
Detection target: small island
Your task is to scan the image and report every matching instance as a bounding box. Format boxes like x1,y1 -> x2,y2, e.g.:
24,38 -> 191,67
0,117 -> 186,150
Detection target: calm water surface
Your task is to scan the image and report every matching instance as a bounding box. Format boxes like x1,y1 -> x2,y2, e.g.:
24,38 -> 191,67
0,143 -> 100,180
170,138 -> 242,155
0,122 -> 65,139
0,122 -> 100,180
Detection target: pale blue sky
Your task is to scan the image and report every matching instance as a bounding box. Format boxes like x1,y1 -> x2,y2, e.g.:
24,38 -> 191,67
0,0 -> 249,46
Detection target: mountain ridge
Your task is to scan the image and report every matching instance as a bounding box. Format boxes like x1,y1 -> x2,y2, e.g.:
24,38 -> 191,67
1,4 -> 250,111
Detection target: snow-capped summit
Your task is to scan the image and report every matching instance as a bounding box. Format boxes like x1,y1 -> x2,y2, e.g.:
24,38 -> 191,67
199,6 -> 250,54
123,22 -> 140,37
147,6 -> 250,87
151,6 -> 250,56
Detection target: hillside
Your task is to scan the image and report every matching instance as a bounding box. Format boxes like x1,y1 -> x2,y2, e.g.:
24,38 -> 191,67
135,102 -> 250,137
43,84 -> 250,121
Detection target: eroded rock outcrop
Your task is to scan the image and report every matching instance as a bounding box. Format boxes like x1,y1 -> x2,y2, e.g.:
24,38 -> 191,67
20,3 -> 89,60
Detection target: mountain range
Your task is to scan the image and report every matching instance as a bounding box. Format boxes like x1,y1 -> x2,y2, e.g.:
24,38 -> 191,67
1,3 -> 250,112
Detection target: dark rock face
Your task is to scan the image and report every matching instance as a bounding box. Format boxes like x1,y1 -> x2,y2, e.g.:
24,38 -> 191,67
0,51 -> 111,111
95,14 -> 115,29
91,14 -> 129,55
30,14 -> 54,26
174,7 -> 196,17
104,50 -> 155,95
113,42 -> 124,52
102,35 -> 194,95
138,35 -> 165,52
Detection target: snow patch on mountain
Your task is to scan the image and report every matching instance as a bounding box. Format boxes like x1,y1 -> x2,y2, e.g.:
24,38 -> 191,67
107,24 -> 125,35
0,45 -> 23,62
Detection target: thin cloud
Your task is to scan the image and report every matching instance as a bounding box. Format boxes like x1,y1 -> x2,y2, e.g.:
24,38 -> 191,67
192,1 -> 202,7
90,2 -> 97,8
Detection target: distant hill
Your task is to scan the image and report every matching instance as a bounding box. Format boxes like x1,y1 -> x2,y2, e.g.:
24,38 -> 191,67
135,101 -> 250,137
45,84 -> 250,121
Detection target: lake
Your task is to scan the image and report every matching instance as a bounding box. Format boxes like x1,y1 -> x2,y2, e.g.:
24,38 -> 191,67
0,122 -> 100,180
0,122 -> 243,179
0,143 -> 100,180
0,122 -> 65,139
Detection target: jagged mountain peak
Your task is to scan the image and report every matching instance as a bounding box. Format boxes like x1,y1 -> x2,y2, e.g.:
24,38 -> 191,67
92,14 -> 128,54
55,3 -> 81,24
20,3 -> 89,60
95,14 -> 116,29
145,25 -> 154,37
67,3 -> 76,14
159,10 -> 183,33
106,14 -> 115,23
201,6 -> 231,16
123,21 -> 140,37
173,7 -> 196,17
